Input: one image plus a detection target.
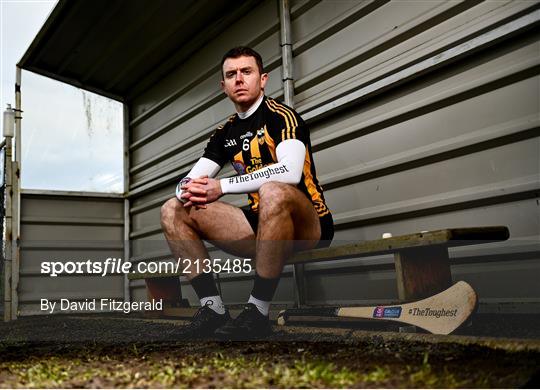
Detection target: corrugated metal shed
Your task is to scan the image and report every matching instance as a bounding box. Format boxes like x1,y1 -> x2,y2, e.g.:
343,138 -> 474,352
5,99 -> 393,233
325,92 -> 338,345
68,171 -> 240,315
17,0 -> 540,315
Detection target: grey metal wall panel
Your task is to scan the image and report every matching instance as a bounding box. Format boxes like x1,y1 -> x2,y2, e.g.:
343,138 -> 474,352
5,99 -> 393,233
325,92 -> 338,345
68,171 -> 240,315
19,275 -> 124,302
130,0 -> 282,120
293,1 -> 455,80
22,196 -> 124,219
293,1 -> 536,110
127,0 -> 540,312
330,198 -> 539,243
22,225 -> 123,241
19,194 -> 124,316
324,140 -> 538,217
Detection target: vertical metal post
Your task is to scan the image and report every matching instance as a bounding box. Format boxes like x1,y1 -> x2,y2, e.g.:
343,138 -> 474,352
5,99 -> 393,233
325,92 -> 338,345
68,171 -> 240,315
12,66 -> 22,319
279,0 -> 294,107
279,0 -> 305,307
3,137 -> 13,321
123,104 -> 131,303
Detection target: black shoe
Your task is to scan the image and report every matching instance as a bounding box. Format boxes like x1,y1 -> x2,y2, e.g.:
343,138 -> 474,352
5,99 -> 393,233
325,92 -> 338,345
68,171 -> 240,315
180,303 -> 231,339
215,303 -> 272,340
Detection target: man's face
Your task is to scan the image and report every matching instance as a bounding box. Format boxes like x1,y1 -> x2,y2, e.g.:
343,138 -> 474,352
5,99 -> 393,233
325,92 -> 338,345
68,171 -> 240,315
221,55 -> 268,111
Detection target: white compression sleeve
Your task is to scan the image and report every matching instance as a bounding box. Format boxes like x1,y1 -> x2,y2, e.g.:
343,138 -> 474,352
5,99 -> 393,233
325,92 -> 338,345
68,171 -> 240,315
220,139 -> 305,194
176,157 -> 221,201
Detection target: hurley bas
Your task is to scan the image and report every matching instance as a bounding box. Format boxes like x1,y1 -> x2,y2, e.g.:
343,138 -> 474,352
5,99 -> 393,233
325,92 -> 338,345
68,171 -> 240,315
40,298 -> 163,314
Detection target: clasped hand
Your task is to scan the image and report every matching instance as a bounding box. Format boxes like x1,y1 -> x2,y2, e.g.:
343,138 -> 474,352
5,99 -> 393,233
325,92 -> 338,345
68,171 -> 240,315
180,175 -> 223,209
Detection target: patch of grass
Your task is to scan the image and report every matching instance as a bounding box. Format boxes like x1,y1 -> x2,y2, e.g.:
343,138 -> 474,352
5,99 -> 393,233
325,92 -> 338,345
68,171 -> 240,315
401,352 -> 468,388
0,342 -> 536,388
287,359 -> 359,387
407,352 -> 437,387
132,352 -> 360,388
5,357 -> 75,388
362,365 -> 391,383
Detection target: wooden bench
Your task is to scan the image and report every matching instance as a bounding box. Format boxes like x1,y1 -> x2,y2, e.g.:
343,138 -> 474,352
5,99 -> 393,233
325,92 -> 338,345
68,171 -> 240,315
129,226 -> 509,313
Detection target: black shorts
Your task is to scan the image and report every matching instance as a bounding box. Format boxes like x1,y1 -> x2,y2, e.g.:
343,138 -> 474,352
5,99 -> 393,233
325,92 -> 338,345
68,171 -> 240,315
241,207 -> 334,249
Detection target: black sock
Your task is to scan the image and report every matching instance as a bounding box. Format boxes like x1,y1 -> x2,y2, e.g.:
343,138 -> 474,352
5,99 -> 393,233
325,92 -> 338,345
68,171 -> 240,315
191,273 -> 219,300
251,273 -> 280,302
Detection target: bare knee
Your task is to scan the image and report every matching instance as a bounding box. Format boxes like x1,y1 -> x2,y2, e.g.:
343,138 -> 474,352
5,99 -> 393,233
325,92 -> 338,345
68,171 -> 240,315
160,198 -> 189,232
259,182 -> 295,216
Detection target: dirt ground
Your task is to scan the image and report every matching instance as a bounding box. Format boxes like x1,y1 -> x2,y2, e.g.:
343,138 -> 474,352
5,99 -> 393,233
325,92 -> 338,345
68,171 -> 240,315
0,314 -> 539,388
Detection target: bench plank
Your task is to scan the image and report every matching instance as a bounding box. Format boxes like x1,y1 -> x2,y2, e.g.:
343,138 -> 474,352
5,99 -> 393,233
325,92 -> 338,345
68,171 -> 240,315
129,226 -> 509,279
289,226 -> 509,265
129,226 -> 509,307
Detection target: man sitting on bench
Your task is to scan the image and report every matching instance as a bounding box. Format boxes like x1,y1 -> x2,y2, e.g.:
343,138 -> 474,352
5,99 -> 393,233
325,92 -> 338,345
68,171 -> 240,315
160,46 -> 334,339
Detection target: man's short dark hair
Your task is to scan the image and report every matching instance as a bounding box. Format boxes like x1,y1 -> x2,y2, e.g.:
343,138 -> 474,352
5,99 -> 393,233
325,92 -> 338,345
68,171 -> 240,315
221,46 -> 264,78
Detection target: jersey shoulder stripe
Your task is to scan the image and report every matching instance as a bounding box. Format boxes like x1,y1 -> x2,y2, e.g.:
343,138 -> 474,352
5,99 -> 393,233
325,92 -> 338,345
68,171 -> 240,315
265,99 -> 299,140
266,98 -> 298,128
268,99 -> 299,127
265,99 -> 291,127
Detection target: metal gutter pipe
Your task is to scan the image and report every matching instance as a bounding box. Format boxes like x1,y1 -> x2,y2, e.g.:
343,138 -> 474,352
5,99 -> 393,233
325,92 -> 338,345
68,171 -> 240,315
2,105 -> 14,321
279,0 -> 306,307
123,104 -> 131,303
12,66 -> 22,319
279,0 -> 294,107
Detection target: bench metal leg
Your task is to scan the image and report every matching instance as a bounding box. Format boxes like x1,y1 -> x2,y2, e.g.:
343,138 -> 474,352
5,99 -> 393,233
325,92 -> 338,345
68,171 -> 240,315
394,245 -> 452,301
293,264 -> 306,307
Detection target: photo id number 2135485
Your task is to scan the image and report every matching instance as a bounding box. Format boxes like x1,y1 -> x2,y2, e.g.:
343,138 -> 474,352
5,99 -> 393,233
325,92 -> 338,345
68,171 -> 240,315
182,258 -> 252,274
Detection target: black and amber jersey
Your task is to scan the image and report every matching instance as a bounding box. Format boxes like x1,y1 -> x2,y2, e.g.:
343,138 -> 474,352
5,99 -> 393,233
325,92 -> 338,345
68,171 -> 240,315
203,96 -> 330,218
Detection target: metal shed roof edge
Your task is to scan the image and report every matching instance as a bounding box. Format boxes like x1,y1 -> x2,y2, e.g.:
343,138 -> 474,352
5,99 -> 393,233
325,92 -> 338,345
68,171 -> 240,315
17,0 -> 125,101
17,0 -> 67,69
14,0 -> 260,102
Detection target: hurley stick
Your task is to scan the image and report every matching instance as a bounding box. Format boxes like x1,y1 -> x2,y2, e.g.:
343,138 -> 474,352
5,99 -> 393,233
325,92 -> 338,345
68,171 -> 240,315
277,281 -> 478,335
